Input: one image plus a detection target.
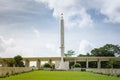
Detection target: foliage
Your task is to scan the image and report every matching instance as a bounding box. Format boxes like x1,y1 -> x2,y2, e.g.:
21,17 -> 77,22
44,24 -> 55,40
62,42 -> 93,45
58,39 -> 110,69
73,63 -> 81,68
6,55 -> 24,67
78,53 -> 91,57
108,60 -> 120,68
101,61 -> 110,68
91,44 -> 120,57
77,44 -> 120,68
88,61 -> 97,68
90,44 -> 120,68
43,63 -> 51,68
14,55 -> 24,67
65,50 -> 75,57
113,61 -> 120,68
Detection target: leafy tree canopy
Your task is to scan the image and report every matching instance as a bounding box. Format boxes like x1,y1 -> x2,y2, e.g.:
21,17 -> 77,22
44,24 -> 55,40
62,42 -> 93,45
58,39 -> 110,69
78,53 -> 91,57
65,50 -> 75,57
6,55 -> 24,67
14,55 -> 24,67
91,44 -> 120,57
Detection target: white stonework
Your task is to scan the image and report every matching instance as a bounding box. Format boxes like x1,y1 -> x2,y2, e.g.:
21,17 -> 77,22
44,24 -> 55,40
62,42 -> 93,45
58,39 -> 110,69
86,69 -> 120,76
55,61 -> 69,70
55,13 -> 69,70
60,13 -> 65,62
73,68 -> 81,71
0,67 -> 37,77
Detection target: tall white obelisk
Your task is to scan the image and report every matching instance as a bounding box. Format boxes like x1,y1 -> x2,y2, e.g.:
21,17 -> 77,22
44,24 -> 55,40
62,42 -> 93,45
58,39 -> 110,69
60,13 -> 64,62
55,13 -> 69,70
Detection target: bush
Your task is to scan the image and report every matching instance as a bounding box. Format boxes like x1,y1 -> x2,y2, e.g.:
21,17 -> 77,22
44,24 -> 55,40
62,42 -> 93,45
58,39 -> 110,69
117,75 -> 120,77
6,72 -> 9,77
73,63 -> 81,68
43,63 -> 51,68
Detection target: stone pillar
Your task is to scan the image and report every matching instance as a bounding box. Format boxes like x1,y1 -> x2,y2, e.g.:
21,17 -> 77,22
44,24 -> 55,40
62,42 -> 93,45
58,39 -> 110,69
13,64 -> 15,67
86,59 -> 89,68
48,59 -> 52,65
74,59 -> 76,64
109,59 -> 113,68
2,62 -> 8,67
37,60 -> 41,69
60,13 -> 65,62
2,60 -> 8,67
97,59 -> 101,69
25,59 -> 30,67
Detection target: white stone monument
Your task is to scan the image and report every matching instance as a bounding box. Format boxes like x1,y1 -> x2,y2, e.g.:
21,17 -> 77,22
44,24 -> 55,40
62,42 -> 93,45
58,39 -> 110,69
55,13 -> 69,70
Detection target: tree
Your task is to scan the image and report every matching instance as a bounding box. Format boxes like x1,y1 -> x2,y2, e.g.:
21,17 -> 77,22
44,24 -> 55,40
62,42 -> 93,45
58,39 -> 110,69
108,60 -> 120,68
65,50 -> 75,57
90,44 -> 120,68
78,53 -> 91,57
14,55 -> 24,67
77,44 -> 120,68
91,44 -> 120,57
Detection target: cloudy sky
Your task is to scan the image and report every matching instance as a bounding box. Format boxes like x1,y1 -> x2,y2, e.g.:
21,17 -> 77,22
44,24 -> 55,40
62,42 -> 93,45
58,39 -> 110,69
0,0 -> 120,58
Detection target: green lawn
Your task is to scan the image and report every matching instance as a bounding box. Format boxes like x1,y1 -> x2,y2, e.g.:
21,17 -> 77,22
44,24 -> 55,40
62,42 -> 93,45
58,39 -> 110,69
0,70 -> 120,80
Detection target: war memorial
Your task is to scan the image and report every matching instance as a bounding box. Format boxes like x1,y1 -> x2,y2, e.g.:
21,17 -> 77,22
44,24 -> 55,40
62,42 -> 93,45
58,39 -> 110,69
0,14 -> 120,79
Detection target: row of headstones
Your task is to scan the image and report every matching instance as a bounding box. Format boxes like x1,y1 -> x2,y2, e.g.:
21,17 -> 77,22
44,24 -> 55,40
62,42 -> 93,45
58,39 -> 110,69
0,67 -> 37,78
86,69 -> 120,76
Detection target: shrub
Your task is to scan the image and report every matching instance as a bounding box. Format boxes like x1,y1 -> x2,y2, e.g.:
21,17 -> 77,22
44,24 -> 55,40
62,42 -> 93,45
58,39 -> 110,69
6,72 -> 9,77
43,63 -> 51,68
73,63 -> 81,68
117,74 -> 120,77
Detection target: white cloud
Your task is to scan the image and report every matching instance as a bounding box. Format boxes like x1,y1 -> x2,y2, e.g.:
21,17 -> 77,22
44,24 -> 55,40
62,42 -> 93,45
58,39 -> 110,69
0,0 -> 120,58
35,0 -> 120,28
0,36 -> 15,53
35,0 -> 93,28
81,0 -> 120,23
79,40 -> 94,54
99,0 -> 120,23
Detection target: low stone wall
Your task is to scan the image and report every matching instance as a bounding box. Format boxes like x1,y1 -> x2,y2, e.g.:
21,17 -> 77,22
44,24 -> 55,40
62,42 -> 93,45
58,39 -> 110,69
71,68 -> 81,71
86,69 -> 120,76
0,67 -> 37,77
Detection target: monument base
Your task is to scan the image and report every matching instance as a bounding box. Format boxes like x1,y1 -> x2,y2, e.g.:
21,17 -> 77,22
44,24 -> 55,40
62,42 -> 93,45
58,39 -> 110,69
55,61 -> 69,70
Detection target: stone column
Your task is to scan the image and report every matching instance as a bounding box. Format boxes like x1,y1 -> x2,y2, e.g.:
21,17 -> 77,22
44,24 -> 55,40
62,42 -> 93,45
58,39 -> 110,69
25,59 -> 30,67
109,59 -> 113,68
2,60 -> 8,67
2,62 -> 8,67
48,59 -> 52,65
13,64 -> 15,67
60,13 -> 65,62
74,59 -> 76,64
97,59 -> 101,68
86,59 -> 89,68
37,60 -> 41,69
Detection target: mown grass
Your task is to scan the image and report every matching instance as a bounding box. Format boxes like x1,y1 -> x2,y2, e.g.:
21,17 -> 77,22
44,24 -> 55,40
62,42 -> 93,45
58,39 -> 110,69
0,70 -> 120,80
